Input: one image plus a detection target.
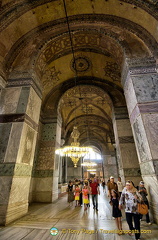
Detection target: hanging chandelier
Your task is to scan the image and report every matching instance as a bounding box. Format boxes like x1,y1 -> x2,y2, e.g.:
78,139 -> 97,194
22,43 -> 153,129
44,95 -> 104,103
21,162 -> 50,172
81,161 -> 97,168
55,126 -> 94,167
87,169 -> 97,172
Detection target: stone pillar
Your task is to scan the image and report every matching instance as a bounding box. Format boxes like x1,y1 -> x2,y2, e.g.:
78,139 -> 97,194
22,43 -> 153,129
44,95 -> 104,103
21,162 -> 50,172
0,79 -> 41,225
122,57 -> 158,223
113,107 -> 141,185
102,152 -> 118,182
32,117 -> 61,202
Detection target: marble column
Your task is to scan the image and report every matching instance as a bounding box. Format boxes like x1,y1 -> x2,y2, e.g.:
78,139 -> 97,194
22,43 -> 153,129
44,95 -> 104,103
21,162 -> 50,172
0,80 -> 41,225
32,117 -> 61,202
113,107 -> 141,185
122,57 -> 158,223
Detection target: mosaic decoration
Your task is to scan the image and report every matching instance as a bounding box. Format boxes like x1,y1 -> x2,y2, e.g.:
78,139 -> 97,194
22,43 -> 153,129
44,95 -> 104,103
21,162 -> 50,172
104,61 -> 121,82
70,56 -> 92,73
42,66 -> 61,91
0,0 -> 157,34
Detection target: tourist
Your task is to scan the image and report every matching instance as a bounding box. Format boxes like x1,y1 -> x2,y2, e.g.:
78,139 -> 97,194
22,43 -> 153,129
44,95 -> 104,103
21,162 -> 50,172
110,189 -> 122,234
67,180 -> 74,206
82,184 -> 90,211
119,180 -> 142,240
107,176 -> 118,197
102,179 -> 106,193
74,184 -> 80,207
138,181 -> 151,225
117,177 -> 124,196
90,178 -> 100,211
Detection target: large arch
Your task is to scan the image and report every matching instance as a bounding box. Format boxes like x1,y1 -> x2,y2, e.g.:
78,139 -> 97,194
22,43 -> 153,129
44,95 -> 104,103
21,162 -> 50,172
0,0 -> 158,225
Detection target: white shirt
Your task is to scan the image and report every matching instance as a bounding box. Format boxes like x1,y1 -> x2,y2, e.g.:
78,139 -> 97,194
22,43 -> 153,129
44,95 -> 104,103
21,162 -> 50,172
117,181 -> 124,192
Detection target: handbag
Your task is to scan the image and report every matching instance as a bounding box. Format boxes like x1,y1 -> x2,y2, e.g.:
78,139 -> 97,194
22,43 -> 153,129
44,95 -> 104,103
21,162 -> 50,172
137,202 -> 148,215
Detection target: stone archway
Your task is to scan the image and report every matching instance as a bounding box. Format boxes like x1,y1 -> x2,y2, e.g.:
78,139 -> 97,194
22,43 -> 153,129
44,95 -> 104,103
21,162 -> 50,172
0,0 -> 158,226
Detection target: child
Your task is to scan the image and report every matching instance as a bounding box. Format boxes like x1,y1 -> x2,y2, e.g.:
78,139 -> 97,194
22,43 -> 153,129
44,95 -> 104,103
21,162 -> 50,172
110,189 -> 122,235
74,184 -> 80,207
82,184 -> 90,211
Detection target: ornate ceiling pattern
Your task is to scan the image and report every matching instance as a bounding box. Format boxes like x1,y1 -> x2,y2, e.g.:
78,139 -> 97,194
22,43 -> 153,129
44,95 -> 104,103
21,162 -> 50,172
0,0 -> 157,153
58,85 -> 114,150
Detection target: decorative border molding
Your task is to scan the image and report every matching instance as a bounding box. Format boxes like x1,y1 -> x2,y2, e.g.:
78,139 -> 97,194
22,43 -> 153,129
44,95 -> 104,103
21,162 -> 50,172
130,102 -> 158,125
0,113 -> 39,131
32,169 -> 54,178
0,163 -> 32,176
119,136 -> 134,143
7,72 -> 42,99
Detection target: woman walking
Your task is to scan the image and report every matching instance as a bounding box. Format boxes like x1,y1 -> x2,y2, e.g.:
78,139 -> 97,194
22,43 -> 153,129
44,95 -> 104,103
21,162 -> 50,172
119,180 -> 142,240
67,181 -> 74,206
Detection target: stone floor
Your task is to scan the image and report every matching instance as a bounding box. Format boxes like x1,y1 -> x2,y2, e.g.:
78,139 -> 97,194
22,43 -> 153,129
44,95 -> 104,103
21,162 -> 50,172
0,187 -> 157,240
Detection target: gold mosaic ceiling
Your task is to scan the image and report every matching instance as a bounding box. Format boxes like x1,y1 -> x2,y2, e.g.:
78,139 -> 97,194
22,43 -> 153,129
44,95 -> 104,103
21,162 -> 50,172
0,0 -> 157,151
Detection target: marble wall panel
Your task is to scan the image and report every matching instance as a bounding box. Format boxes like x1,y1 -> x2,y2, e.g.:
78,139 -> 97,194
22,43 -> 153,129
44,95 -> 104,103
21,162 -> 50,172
132,115 -> 152,163
142,113 -> 158,159
140,161 -> 155,176
119,143 -> 140,168
4,122 -> 23,163
0,87 -> 21,114
0,176 -> 13,204
142,175 -> 158,224
124,77 -> 138,116
124,168 -> 141,177
132,74 -> 158,103
16,87 -> 30,113
26,87 -> 41,124
116,119 -> 133,137
9,177 -> 31,204
32,177 -> 53,192
103,165 -> 118,179
17,123 -> 37,165
52,176 -> 59,201
55,120 -> 62,145
0,123 -> 12,163
153,160 -> 158,175
0,76 -> 6,88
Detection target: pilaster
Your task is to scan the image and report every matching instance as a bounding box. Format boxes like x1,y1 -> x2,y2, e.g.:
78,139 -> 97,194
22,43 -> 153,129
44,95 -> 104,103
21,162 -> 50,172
122,57 -> 158,223
0,74 -> 41,225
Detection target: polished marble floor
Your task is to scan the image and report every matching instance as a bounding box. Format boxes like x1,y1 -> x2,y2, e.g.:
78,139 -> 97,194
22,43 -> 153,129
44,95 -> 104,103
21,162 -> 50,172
0,187 -> 157,240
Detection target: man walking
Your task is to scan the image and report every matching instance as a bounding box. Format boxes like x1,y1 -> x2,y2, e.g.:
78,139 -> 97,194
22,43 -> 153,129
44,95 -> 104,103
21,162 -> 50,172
107,176 -> 118,197
90,178 -> 100,211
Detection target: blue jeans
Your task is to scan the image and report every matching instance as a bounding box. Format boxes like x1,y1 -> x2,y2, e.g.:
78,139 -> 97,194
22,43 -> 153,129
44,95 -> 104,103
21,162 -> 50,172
92,194 -> 98,209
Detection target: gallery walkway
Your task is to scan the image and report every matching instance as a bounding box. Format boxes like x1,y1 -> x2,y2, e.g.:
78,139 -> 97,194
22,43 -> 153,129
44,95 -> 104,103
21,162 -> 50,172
0,187 -> 157,240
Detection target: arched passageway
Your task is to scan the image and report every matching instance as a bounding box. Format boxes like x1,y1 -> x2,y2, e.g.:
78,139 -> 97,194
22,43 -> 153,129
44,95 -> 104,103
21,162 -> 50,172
0,0 -> 158,227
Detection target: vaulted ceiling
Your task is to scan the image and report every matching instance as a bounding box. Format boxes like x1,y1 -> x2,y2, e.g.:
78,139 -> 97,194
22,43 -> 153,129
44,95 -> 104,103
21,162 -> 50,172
0,0 -> 157,152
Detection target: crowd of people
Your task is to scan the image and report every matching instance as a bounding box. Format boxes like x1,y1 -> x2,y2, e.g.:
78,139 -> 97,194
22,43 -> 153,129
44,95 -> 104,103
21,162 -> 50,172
66,176 -> 151,240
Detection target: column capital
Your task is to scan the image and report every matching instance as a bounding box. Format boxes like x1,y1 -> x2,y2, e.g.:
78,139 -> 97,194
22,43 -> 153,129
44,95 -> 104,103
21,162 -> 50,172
122,57 -> 157,87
